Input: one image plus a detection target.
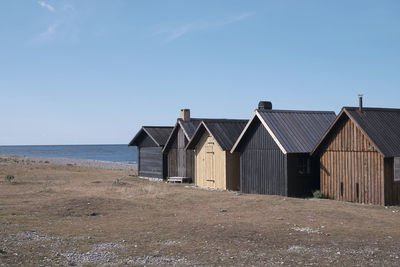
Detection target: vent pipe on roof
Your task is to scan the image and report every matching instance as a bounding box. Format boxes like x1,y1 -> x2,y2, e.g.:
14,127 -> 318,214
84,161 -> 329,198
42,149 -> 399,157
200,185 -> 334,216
358,94 -> 363,113
258,101 -> 272,110
180,109 -> 190,121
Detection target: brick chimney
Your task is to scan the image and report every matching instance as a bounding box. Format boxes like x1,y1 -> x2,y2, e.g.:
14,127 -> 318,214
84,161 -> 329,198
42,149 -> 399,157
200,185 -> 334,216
180,109 -> 190,121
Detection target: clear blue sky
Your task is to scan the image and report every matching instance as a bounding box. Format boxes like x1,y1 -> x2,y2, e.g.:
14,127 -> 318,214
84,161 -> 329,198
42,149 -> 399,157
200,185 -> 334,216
1,1 -> 400,145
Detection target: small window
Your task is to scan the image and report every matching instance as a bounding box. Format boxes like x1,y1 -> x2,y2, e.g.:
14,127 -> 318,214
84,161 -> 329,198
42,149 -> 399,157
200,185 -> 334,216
356,183 -> 359,199
340,182 -> 344,197
298,158 -> 311,175
394,158 -> 400,182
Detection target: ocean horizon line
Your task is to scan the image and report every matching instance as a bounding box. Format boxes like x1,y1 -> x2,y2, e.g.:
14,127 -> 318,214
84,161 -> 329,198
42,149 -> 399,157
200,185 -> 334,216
0,144 -> 137,164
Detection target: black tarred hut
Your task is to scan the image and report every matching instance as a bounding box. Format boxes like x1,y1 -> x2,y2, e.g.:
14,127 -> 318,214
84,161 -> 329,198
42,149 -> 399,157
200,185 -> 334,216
129,126 -> 173,180
232,101 -> 335,197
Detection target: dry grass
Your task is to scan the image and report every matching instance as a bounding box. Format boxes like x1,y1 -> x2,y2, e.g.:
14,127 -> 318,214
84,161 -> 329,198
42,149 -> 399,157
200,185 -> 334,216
1,159 -> 400,266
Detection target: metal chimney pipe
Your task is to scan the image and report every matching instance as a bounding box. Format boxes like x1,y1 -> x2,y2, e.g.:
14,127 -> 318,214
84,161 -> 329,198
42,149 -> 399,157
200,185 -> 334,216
358,94 -> 363,113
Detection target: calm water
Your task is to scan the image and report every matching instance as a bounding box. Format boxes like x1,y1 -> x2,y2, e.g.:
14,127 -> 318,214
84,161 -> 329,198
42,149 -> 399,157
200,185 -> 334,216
0,145 -> 138,164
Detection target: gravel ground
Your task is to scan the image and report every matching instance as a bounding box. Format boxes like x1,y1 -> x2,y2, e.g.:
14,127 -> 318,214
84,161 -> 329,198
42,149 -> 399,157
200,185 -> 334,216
0,155 -> 137,170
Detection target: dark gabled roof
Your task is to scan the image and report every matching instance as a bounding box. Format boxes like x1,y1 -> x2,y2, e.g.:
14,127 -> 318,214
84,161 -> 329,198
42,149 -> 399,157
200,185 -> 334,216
179,119 -> 203,139
186,119 -> 248,151
313,107 -> 400,157
128,126 -> 173,147
232,109 -> 336,154
163,119 -> 203,153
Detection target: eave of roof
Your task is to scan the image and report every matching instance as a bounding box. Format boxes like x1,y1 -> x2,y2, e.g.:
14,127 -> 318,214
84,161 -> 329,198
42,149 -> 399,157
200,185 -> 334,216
311,107 -> 386,156
232,109 -> 335,154
185,121 -> 223,150
128,126 -> 173,147
231,111 -> 287,154
162,121 -> 180,153
128,127 -> 159,147
185,119 -> 247,151
162,118 -> 206,153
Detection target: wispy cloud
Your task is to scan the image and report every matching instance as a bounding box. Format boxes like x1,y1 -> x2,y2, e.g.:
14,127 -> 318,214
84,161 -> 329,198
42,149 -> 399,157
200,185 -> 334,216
154,12 -> 255,42
155,24 -> 194,42
38,1 -> 55,12
31,3 -> 79,45
221,12 -> 254,25
39,23 -> 58,40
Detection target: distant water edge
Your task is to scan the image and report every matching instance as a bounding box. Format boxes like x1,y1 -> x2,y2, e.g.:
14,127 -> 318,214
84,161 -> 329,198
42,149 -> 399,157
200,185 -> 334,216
0,144 -> 137,164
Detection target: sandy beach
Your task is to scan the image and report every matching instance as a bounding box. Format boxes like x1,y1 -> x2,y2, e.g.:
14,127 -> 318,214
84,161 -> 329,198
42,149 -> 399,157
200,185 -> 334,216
1,157 -> 400,266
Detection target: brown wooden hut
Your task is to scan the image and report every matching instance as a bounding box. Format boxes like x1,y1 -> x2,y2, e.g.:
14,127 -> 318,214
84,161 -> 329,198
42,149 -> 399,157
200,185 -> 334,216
162,109 -> 203,183
186,119 -> 247,190
128,126 -> 173,180
231,101 -> 336,197
312,102 -> 400,205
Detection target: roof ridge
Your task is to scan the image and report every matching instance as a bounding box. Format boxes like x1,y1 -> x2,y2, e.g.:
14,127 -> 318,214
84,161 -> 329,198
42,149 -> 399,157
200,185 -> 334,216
177,118 -> 205,121
344,106 -> 400,112
142,126 -> 174,128
257,109 -> 335,114
203,119 -> 248,122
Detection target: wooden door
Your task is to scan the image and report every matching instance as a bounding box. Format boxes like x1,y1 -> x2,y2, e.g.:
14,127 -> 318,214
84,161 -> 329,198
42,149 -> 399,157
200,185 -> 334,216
195,134 -> 225,189
205,140 -> 215,187
177,129 -> 186,177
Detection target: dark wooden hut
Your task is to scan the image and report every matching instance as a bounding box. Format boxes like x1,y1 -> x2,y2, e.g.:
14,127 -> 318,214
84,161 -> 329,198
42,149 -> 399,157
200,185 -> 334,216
162,109 -> 203,182
231,101 -> 335,197
128,126 -> 173,180
186,119 -> 247,190
312,102 -> 400,205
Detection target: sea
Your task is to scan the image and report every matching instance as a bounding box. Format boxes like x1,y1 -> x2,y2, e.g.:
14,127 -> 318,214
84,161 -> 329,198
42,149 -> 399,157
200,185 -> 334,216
0,144 -> 138,164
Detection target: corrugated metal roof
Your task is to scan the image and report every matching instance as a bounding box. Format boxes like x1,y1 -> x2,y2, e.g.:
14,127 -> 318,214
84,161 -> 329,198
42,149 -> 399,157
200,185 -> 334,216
143,126 -> 173,146
179,119 -> 203,139
345,107 -> 400,157
236,110 -> 336,153
128,126 -> 173,147
162,119 -> 203,153
186,119 -> 248,151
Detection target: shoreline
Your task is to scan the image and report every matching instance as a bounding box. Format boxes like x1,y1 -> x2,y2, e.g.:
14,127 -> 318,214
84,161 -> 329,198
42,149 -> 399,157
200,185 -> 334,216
0,155 -> 137,171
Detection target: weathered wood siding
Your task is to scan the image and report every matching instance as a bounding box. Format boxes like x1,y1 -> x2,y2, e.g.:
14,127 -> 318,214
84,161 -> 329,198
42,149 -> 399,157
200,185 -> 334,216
186,149 -> 195,183
138,146 -> 164,179
320,117 -> 385,205
226,151 -> 240,191
239,120 -> 287,195
167,128 -> 195,180
384,158 -> 400,205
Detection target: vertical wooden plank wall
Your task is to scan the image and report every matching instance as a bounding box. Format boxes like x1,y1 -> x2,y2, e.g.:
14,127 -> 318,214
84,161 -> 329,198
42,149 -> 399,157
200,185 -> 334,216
225,151 -> 240,190
167,127 -> 195,180
168,148 -> 177,177
320,117 -> 385,205
239,120 -> 287,195
186,149 -> 195,182
177,128 -> 186,177
167,130 -> 178,177
137,134 -> 165,179
139,147 -> 164,178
